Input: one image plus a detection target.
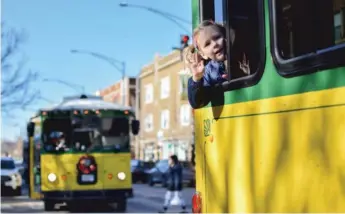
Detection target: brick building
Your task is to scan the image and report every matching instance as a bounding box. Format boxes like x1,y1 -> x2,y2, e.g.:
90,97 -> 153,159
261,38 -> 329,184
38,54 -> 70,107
96,77 -> 137,110
136,51 -> 193,161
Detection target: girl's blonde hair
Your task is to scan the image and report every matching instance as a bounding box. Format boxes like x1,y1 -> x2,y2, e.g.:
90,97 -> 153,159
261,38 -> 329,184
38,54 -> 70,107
192,20 -> 226,52
183,20 -> 226,66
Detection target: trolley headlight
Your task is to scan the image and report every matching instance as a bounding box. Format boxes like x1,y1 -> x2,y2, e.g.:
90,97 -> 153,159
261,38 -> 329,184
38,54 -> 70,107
48,173 -> 57,182
117,172 -> 126,180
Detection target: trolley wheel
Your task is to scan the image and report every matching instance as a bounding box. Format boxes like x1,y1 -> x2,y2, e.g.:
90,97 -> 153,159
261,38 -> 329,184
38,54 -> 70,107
14,186 -> 22,196
116,198 -> 127,212
44,200 -> 55,211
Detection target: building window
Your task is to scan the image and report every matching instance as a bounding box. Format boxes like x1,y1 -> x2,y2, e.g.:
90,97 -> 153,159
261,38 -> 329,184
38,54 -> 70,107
179,79 -> 182,94
145,84 -> 153,104
180,104 -> 191,126
161,110 -> 170,129
160,76 -> 170,99
179,68 -> 190,95
144,114 -> 153,132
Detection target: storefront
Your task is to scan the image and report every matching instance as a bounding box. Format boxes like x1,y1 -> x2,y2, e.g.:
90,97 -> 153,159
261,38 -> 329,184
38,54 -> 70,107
143,142 -> 155,161
161,140 -> 189,161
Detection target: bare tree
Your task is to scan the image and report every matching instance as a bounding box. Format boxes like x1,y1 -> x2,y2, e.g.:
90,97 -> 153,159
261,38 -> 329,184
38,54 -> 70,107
1,23 -> 40,116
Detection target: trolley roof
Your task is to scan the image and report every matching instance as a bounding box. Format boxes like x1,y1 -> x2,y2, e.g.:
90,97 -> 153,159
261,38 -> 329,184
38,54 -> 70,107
40,94 -> 133,112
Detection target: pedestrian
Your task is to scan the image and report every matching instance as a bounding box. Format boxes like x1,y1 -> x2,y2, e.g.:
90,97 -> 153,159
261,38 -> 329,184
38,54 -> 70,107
159,155 -> 187,213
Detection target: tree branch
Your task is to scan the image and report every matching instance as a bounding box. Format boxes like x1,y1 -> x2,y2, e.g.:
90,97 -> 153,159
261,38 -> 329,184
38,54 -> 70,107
1,23 -> 40,115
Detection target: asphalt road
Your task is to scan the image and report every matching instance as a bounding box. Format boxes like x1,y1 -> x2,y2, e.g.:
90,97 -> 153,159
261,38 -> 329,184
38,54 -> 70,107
1,184 -> 195,213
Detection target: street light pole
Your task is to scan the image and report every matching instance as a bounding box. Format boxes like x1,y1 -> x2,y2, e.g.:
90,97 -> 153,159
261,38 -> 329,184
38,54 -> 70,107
70,49 -> 126,106
38,95 -> 55,104
119,2 -> 190,24
119,2 -> 192,61
119,3 -> 194,161
41,78 -> 85,94
119,2 -> 191,34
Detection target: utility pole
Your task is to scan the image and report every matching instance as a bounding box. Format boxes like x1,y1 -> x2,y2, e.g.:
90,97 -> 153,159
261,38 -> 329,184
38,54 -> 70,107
119,2 -> 194,161
134,74 -> 141,159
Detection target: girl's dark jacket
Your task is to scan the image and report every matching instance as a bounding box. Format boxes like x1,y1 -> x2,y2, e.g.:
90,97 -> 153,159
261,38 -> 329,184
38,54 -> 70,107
166,163 -> 183,191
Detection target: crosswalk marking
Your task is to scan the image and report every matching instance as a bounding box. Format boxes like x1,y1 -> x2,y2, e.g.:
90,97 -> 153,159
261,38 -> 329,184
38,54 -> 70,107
1,204 -> 13,209
129,196 -> 191,213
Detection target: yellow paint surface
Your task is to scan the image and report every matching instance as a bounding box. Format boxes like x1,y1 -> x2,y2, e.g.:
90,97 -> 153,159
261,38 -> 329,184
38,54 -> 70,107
40,153 -> 132,191
194,87 -> 345,212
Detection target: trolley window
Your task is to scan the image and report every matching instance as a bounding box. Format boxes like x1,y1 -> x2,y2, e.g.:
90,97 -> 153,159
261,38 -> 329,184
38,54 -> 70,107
199,0 -> 265,91
270,0 -> 345,76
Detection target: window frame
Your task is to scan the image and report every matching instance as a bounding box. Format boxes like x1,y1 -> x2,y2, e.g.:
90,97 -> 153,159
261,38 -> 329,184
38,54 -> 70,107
160,76 -> 170,99
199,0 -> 266,91
179,68 -> 190,94
334,11 -> 345,44
180,104 -> 191,126
160,109 -> 170,129
144,114 -> 153,132
144,84 -> 153,104
268,0 -> 345,78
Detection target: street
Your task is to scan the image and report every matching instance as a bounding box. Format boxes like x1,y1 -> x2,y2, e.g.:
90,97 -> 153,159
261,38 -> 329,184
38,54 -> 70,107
1,184 -> 195,213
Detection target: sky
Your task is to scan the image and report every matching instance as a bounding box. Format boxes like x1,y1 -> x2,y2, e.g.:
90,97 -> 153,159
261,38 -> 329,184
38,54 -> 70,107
1,0 -> 192,141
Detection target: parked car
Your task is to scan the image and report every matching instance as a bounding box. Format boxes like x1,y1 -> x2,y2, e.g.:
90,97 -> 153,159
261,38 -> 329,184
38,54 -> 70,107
181,161 -> 196,187
131,159 -> 154,183
15,160 -> 25,177
146,160 -> 169,186
147,159 -> 195,187
1,157 -> 23,196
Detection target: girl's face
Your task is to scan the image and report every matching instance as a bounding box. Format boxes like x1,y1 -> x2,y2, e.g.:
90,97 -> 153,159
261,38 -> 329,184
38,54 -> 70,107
168,158 -> 173,166
197,25 -> 226,61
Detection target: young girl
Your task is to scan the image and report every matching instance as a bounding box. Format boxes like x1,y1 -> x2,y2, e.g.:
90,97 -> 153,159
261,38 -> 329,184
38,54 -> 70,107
185,20 -> 250,108
160,155 -> 187,213
185,20 -> 229,87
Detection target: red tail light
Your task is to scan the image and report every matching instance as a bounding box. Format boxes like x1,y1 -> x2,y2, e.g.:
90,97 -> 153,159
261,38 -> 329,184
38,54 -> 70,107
78,162 -> 89,174
78,156 -> 96,174
192,192 -> 202,213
